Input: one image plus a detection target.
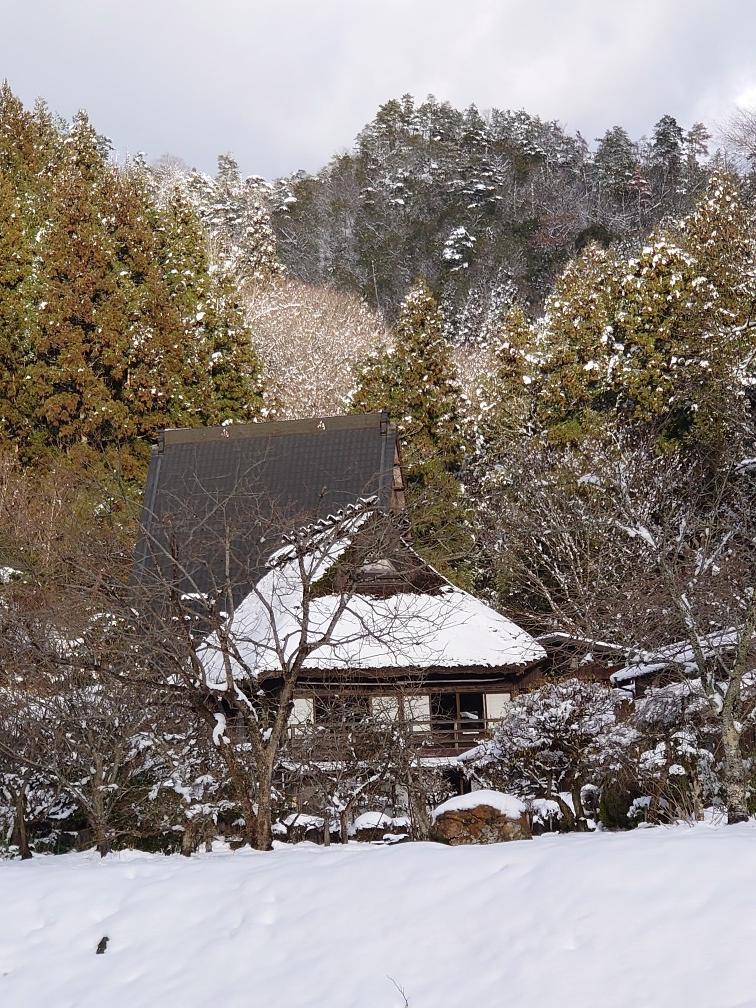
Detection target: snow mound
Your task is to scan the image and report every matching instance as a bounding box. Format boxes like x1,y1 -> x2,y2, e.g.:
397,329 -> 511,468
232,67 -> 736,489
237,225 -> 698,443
431,789 -> 526,822
281,812 -> 324,828
2,824 -> 756,1008
353,812 -> 409,832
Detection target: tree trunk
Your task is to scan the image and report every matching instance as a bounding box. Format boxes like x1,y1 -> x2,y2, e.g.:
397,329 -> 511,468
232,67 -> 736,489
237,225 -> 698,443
721,673 -> 750,824
551,792 -> 576,831
406,766 -> 432,841
339,808 -> 350,845
254,754 -> 275,851
721,722 -> 749,824
13,788 -> 32,860
91,757 -> 110,856
571,784 -> 590,832
220,748 -> 257,848
180,820 -> 197,857
93,820 -> 110,858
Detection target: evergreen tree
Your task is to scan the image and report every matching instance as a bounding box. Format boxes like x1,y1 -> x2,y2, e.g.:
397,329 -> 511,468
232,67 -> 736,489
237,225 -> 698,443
0,169 -> 38,452
609,238 -> 734,460
680,122 -> 711,197
676,171 -> 756,451
150,182 -> 266,429
681,171 -> 753,322
443,272 -> 519,347
474,306 -> 538,446
272,94 -> 723,323
29,112 -> 131,460
0,87 -> 58,457
535,243 -> 619,442
649,114 -> 685,185
599,174 -> 755,460
185,154 -> 283,286
350,281 -> 469,568
594,126 -> 638,197
684,122 -> 711,170
0,87 -> 267,475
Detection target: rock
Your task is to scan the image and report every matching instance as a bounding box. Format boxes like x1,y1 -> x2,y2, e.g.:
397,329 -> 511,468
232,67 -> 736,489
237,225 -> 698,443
430,790 -> 531,845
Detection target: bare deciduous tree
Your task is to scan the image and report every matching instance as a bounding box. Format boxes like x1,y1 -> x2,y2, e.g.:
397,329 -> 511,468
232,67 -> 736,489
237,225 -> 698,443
244,277 -> 387,418
477,437 -> 756,822
721,107 -> 756,170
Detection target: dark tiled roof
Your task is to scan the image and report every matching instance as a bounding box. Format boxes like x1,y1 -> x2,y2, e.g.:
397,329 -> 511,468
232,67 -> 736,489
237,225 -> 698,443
135,413 -> 396,605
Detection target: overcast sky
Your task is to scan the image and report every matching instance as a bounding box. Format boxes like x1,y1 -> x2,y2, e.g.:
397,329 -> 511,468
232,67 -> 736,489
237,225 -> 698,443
3,1 -> 755,179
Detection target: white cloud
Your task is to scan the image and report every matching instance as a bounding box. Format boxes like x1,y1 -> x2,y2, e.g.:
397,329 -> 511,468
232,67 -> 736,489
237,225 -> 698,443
1,0 -> 754,177
735,85 -> 756,110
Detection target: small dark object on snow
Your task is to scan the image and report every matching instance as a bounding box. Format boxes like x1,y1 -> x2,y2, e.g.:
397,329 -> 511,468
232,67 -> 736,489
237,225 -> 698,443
96,936 -> 109,955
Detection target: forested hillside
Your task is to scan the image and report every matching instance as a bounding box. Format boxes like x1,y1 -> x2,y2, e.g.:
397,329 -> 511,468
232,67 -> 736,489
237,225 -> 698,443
1,83 -> 755,573
271,96 -> 716,334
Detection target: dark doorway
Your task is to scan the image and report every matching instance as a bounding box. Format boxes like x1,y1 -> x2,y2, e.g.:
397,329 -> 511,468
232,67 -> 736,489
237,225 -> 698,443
430,691 -> 485,744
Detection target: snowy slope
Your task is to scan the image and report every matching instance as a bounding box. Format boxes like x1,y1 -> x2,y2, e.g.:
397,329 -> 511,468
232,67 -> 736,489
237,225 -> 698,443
2,824 -> 756,1008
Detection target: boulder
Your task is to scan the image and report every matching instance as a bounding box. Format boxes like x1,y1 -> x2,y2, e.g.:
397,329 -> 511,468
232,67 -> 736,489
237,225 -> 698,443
430,789 -> 531,845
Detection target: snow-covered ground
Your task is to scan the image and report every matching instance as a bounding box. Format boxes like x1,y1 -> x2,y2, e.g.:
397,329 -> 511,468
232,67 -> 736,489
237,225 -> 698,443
2,823 -> 756,1008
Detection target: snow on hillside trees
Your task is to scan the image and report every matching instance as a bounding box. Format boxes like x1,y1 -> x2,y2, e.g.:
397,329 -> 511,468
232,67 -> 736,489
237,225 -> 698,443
272,94 -> 714,326
468,171 -> 756,466
176,153 -> 284,286
244,277 -> 387,419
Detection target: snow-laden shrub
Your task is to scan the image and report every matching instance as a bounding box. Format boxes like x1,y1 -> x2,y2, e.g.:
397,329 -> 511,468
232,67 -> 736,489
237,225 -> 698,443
628,680 -> 723,823
467,679 -> 637,831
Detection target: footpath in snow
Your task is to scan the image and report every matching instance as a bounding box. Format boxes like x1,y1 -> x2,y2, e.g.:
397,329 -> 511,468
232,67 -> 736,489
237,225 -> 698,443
1,822 -> 756,1008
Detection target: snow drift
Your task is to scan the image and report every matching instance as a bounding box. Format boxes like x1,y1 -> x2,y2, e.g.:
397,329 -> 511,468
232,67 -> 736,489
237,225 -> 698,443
2,822 -> 756,1008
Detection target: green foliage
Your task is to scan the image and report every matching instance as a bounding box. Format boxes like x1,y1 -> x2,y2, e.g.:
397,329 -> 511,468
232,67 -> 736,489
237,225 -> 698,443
536,242 -> 619,441
351,281 -> 471,572
0,86 -> 266,480
473,174 -> 755,466
474,306 -> 538,446
598,784 -> 637,831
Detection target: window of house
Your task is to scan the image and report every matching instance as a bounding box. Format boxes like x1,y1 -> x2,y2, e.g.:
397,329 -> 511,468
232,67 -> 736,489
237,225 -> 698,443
313,693 -> 371,726
458,692 -> 484,728
430,692 -> 485,734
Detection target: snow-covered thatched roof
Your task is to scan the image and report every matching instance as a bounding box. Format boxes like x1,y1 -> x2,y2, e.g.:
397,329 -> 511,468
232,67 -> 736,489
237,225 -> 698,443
197,523 -> 544,685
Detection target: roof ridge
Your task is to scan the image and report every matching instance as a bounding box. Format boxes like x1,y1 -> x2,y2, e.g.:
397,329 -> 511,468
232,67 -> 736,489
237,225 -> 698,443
160,412 -> 391,447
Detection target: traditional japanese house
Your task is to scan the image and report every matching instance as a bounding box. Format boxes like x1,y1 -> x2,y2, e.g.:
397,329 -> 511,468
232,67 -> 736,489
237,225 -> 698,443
136,412 -> 546,754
